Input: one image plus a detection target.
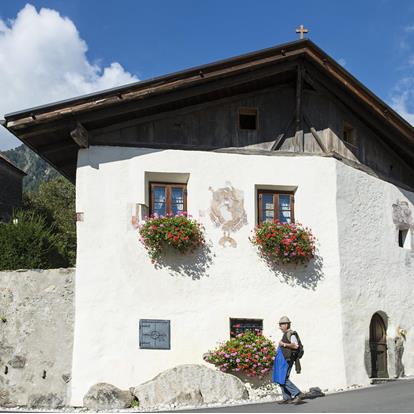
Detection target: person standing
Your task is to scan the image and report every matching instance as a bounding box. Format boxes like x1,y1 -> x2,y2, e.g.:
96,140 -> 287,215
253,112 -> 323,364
274,316 -> 303,405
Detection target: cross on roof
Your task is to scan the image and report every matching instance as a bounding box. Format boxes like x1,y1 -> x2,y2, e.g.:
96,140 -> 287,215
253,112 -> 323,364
296,24 -> 309,39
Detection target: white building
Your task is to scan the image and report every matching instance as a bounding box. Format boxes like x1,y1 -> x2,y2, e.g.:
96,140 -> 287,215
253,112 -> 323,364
4,39 -> 414,406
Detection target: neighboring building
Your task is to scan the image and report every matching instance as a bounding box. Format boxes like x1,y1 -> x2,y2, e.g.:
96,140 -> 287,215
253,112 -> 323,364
3,39 -> 414,406
0,153 -> 26,222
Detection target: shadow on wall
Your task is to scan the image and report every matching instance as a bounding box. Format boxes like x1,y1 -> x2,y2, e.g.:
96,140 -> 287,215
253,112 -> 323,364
364,338 -> 372,378
77,147 -> 165,170
154,241 -> 215,280
264,254 -> 324,290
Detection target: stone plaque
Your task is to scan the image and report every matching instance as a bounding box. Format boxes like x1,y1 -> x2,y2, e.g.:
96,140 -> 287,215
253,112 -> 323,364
139,319 -> 170,349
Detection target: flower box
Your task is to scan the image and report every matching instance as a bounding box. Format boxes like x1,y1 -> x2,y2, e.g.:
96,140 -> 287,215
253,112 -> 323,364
250,221 -> 316,264
204,330 -> 276,380
138,213 -> 205,262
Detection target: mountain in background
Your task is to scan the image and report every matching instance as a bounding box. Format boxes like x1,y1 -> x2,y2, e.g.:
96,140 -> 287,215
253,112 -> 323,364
2,144 -> 59,192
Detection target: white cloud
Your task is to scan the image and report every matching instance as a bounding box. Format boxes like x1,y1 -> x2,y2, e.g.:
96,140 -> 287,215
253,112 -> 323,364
391,78 -> 414,125
390,26 -> 414,126
0,4 -> 138,150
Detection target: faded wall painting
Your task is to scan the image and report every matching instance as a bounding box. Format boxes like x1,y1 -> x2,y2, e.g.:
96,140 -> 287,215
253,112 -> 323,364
392,200 -> 413,229
208,182 -> 247,248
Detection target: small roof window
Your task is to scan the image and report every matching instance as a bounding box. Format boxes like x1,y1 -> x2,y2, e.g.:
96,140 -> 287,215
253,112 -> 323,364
239,108 -> 258,130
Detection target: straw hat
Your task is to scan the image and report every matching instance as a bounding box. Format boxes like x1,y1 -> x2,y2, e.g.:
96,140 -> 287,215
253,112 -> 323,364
279,316 -> 291,324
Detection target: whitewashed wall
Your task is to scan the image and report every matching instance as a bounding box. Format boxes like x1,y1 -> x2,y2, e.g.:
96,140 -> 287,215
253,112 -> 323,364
336,162 -> 414,386
71,146 -> 347,405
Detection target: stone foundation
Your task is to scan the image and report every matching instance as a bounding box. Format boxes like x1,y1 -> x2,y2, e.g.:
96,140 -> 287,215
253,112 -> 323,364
0,268 -> 75,407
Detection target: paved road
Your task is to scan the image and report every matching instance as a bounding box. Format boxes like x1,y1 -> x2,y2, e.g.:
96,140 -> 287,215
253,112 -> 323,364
178,379 -> 414,413
1,380 -> 413,413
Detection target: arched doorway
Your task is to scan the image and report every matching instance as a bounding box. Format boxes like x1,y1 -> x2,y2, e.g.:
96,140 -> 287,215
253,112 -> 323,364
369,313 -> 388,378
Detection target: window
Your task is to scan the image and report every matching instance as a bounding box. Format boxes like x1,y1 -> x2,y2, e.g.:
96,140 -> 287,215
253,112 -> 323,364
230,318 -> 263,338
150,183 -> 187,216
257,190 -> 294,224
398,229 -> 410,249
239,108 -> 258,130
343,123 -> 357,147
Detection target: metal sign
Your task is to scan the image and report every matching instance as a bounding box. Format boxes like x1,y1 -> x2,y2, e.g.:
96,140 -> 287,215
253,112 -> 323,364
139,319 -> 170,349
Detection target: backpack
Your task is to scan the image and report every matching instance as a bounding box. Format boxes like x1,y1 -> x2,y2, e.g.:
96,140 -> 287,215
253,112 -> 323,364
287,330 -> 304,360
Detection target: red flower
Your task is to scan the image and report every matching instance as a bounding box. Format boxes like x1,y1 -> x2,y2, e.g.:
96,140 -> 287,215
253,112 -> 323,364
250,221 -> 315,264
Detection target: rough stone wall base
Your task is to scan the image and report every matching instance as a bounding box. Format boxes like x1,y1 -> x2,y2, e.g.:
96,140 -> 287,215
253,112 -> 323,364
0,268 -> 75,407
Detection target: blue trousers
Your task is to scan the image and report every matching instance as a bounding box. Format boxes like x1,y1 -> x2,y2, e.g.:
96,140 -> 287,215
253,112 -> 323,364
280,362 -> 301,401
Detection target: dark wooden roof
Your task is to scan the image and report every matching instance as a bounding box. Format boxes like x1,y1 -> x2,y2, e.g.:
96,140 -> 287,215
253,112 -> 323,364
2,39 -> 414,183
0,152 -> 26,176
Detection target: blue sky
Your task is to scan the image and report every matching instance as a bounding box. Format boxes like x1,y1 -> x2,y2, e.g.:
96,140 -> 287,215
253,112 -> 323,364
1,1 -> 414,149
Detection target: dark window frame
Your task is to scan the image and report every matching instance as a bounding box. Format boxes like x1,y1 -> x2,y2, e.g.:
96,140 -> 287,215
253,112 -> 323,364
238,107 -> 258,131
149,182 -> 187,216
229,318 -> 263,338
343,122 -> 357,148
257,189 -> 295,224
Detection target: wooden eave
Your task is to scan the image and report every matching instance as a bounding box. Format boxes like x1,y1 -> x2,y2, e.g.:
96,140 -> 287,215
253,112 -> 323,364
2,39 -> 414,183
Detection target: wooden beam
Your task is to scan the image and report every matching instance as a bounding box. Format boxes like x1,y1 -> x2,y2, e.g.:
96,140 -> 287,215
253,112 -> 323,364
303,113 -> 328,153
303,65 -> 414,172
270,112 -> 296,151
295,63 -> 304,151
37,140 -> 77,154
91,83 -> 292,138
70,122 -> 89,148
303,63 -> 409,146
9,60 -> 299,132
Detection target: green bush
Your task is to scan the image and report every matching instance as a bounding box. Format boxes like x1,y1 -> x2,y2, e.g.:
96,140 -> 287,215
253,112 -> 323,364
0,210 -> 66,271
23,176 -> 76,266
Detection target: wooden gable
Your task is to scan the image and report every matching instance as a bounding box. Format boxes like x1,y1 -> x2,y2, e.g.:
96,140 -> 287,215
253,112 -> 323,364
2,39 -> 414,189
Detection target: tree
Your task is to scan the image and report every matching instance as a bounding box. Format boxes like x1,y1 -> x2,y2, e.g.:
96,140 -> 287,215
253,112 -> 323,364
23,176 -> 76,267
2,144 -> 59,191
0,211 -> 65,270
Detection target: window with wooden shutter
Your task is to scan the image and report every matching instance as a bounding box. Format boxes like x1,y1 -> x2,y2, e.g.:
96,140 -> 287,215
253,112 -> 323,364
150,183 -> 187,216
257,190 -> 295,224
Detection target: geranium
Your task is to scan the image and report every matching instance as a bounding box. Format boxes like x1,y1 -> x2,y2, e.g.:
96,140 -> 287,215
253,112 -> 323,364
250,220 -> 316,264
138,212 -> 205,262
204,330 -> 276,378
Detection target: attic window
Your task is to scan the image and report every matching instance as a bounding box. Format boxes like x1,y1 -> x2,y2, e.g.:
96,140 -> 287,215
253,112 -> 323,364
343,123 -> 357,147
239,108 -> 257,130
